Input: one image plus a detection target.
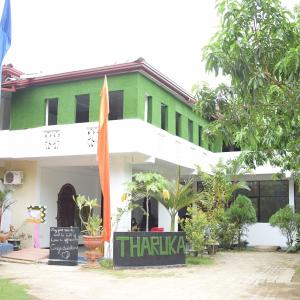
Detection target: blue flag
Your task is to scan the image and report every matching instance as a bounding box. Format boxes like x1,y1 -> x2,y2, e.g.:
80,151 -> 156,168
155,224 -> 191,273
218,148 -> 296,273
0,0 -> 11,66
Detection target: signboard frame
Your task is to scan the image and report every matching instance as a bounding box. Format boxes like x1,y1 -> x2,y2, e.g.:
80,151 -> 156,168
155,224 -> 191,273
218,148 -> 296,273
113,231 -> 186,268
48,227 -> 79,266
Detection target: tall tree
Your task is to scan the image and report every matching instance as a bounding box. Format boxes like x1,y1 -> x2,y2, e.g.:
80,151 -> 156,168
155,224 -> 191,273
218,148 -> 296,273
195,0 -> 300,176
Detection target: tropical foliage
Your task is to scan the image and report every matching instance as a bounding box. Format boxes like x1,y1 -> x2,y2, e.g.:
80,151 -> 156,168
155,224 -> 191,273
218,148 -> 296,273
123,172 -> 167,231
0,185 -> 13,230
269,205 -> 300,247
180,207 -> 208,256
73,194 -> 102,236
197,159 -> 250,210
158,172 -> 200,231
195,0 -> 300,176
226,195 -> 257,247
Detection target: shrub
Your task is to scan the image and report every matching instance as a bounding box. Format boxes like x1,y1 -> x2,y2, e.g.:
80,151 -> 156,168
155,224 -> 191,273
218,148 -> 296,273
226,195 -> 257,247
269,205 -> 297,247
180,207 -> 208,256
216,213 -> 238,249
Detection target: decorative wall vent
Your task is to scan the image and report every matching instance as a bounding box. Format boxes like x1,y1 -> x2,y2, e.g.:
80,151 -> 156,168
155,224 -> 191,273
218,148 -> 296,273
87,127 -> 97,148
44,130 -> 60,150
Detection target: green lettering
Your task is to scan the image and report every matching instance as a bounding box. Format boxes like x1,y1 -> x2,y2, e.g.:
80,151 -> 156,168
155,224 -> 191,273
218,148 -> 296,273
141,237 -> 153,256
159,236 -> 168,255
150,236 -> 160,255
116,236 -> 129,258
177,236 -> 185,253
130,237 -> 141,257
168,235 -> 178,255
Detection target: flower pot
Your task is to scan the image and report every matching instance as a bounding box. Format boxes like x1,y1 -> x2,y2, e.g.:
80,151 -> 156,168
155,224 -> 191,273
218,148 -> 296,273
7,239 -> 21,251
207,244 -> 218,255
83,235 -> 104,264
0,232 -> 10,243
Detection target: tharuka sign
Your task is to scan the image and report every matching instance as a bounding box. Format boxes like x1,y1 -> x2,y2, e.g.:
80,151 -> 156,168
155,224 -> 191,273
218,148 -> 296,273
113,232 -> 186,267
48,227 -> 79,266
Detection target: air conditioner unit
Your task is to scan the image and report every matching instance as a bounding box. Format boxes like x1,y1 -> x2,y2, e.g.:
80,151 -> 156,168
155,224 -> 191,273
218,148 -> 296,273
4,171 -> 24,185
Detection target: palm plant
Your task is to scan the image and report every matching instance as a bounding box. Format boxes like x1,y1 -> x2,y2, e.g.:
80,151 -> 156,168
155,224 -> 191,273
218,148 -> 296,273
0,187 -> 14,231
158,170 -> 200,231
73,195 -> 102,236
197,158 -> 250,211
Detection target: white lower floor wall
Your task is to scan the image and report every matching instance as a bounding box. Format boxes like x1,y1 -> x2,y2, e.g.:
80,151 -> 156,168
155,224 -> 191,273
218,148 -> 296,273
0,157 -> 296,250
39,166 -> 100,248
247,223 -> 287,247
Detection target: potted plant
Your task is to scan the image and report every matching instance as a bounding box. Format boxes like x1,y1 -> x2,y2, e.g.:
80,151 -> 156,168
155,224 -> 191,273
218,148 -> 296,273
7,224 -> 32,251
73,195 -> 103,264
0,185 -> 14,243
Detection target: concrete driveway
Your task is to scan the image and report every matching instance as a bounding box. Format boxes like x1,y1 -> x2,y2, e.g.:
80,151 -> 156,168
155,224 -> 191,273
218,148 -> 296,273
0,251 -> 299,300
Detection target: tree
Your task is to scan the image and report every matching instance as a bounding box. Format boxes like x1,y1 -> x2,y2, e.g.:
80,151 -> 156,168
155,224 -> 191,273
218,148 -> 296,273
196,0 -> 300,176
226,195 -> 257,247
123,172 -> 167,232
269,205 -> 298,247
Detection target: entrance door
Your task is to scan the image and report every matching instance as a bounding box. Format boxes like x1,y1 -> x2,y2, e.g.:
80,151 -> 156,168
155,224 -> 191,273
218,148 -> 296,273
57,184 -> 77,227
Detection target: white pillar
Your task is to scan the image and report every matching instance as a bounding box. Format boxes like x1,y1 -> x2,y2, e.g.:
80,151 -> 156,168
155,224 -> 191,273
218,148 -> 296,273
289,178 -> 295,212
158,202 -> 172,231
110,156 -> 132,232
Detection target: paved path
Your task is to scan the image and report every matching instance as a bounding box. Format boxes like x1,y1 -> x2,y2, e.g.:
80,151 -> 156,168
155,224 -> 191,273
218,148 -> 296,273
0,251 -> 299,300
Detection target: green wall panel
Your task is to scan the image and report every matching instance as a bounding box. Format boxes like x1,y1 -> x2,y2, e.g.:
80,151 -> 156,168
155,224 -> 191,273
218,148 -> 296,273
136,74 -> 219,150
10,73 -> 138,130
10,71 -> 221,151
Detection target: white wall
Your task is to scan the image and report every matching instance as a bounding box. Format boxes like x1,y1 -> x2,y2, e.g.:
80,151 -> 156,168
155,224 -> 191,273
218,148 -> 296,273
158,202 -> 172,232
110,157 -> 132,232
240,174 -> 294,247
247,223 -> 287,247
39,167 -> 99,247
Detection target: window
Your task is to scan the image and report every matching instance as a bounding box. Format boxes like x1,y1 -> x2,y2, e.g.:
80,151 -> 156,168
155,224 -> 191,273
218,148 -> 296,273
161,103 -> 168,130
198,126 -> 202,146
222,142 -> 241,152
235,180 -> 289,222
109,91 -> 124,120
188,119 -> 193,142
145,96 -> 152,123
75,94 -> 89,123
45,98 -> 58,126
175,112 -> 181,137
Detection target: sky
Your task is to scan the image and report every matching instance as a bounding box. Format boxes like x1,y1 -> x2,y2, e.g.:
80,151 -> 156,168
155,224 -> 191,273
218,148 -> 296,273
1,0 -> 299,93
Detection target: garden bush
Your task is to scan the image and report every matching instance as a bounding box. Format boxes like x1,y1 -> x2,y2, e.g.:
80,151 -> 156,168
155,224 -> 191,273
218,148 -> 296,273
269,205 -> 298,247
180,207 -> 208,256
226,195 -> 256,247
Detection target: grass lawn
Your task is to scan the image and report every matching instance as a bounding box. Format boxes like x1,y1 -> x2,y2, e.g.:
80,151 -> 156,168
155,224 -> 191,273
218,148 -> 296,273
186,255 -> 214,265
98,255 -> 214,270
0,278 -> 30,300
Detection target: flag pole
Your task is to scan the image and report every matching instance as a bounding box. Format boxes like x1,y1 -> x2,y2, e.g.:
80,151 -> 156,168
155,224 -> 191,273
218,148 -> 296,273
97,75 -> 111,258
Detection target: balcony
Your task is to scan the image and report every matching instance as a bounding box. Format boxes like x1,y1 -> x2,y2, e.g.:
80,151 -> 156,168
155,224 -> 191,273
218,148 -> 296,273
0,119 -> 213,172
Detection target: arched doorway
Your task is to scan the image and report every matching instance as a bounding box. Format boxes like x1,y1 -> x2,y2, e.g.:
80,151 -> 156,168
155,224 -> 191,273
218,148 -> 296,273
57,184 -> 78,227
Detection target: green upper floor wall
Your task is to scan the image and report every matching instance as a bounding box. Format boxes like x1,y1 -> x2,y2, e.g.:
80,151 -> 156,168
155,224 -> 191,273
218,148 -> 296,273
10,72 -> 221,151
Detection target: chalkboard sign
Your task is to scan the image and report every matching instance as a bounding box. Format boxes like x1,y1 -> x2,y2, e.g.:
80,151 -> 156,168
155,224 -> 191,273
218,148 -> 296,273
113,232 -> 186,268
48,227 -> 79,266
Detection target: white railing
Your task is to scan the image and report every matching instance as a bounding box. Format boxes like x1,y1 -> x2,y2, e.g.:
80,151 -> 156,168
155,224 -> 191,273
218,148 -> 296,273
0,119 -> 282,174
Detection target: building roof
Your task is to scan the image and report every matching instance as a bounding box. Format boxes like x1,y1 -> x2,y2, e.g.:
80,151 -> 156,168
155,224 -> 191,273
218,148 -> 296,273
1,58 -> 196,105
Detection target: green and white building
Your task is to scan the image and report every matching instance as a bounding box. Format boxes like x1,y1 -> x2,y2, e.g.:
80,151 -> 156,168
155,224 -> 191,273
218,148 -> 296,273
0,58 -> 298,248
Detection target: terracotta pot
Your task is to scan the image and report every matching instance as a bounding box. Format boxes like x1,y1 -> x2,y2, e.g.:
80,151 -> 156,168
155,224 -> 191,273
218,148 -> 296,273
83,235 -> 104,264
0,232 -> 10,243
83,235 -> 103,250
